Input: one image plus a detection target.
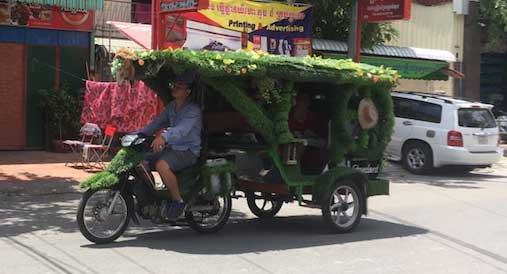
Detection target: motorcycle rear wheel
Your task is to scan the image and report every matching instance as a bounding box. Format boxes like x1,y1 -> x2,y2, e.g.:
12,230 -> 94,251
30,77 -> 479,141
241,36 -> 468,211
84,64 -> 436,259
77,188 -> 130,244
186,195 -> 232,233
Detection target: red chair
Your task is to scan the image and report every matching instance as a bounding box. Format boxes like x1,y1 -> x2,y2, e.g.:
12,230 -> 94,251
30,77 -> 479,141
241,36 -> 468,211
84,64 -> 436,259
83,125 -> 117,169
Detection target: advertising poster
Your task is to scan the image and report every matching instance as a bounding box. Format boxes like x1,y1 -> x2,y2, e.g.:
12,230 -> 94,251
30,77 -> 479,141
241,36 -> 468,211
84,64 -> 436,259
159,0 -> 312,56
0,0 -> 94,32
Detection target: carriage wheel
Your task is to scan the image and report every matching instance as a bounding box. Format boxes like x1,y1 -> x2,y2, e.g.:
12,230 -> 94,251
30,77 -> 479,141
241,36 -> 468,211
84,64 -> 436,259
246,192 -> 283,218
321,180 -> 364,233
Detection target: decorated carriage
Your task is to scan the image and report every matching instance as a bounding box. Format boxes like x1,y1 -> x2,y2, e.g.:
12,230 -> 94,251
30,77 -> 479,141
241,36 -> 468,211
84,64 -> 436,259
77,48 -> 398,243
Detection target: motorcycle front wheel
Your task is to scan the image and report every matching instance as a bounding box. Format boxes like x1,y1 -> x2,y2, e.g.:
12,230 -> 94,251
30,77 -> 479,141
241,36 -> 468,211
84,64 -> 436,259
77,188 -> 130,244
186,194 -> 232,233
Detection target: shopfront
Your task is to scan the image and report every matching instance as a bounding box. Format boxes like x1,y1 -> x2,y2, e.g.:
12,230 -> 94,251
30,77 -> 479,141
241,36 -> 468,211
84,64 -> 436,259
0,0 -> 102,149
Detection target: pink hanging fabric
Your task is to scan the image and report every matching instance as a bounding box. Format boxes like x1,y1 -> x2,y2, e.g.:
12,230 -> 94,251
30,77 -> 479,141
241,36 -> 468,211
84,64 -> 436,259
81,81 -> 158,132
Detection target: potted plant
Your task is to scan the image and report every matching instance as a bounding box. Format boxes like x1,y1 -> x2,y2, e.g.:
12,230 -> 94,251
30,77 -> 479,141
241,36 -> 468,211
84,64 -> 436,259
38,86 -> 82,152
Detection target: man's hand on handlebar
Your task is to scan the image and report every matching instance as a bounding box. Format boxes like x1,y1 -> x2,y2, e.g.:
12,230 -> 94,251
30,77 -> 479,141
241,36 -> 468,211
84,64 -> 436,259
151,136 -> 166,153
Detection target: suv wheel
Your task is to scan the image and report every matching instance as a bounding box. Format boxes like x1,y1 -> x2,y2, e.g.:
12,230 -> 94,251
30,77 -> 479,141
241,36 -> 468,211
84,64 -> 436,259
402,142 -> 433,174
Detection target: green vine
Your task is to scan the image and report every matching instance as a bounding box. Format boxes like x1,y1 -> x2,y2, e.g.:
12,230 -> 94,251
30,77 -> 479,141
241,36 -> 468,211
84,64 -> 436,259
205,79 -> 276,145
272,81 -> 295,144
329,85 -> 355,165
256,78 -> 281,104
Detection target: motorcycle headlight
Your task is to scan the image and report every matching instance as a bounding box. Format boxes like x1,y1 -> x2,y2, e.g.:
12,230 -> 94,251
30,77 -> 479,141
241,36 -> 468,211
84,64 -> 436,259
121,134 -> 138,147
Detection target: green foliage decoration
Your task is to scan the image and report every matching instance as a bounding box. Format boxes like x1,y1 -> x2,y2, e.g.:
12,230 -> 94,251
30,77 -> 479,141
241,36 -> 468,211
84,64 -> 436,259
117,49 -> 398,88
201,162 -> 236,195
80,148 -> 144,189
329,85 -> 356,165
256,78 -> 281,104
112,48 -> 397,166
271,81 -> 295,144
205,79 -> 277,145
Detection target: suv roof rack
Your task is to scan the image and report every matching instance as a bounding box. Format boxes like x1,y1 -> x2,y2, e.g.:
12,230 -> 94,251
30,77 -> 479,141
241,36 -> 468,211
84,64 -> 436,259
393,91 -> 454,104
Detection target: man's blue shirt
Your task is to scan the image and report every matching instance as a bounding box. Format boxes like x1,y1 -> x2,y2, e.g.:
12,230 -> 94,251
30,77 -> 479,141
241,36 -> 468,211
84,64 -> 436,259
140,101 -> 202,156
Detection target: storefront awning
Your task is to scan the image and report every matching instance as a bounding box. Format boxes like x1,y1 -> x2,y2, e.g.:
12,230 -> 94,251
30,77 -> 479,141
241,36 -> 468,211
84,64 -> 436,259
95,37 -> 146,53
17,0 -> 104,10
313,39 -> 462,81
108,21 -> 151,49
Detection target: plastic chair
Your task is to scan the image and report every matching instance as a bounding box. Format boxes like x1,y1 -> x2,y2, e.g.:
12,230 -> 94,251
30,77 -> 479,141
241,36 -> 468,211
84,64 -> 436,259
63,123 -> 102,166
83,125 -> 117,169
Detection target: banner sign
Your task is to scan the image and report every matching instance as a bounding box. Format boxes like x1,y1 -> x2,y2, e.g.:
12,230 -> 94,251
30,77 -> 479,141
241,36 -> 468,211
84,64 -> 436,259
359,0 -> 410,22
157,0 -> 313,56
0,1 -> 94,32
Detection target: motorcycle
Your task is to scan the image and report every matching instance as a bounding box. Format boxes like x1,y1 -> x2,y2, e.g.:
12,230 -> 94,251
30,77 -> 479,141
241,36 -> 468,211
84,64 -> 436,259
77,133 -> 232,244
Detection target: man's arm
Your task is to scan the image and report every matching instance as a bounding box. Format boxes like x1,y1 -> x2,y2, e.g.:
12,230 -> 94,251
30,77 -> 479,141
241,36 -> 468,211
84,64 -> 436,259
161,106 -> 200,143
140,108 -> 171,136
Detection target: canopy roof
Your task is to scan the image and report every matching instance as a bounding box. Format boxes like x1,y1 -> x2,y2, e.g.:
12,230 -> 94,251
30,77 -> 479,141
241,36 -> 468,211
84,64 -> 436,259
114,48 -> 400,87
313,39 -> 461,81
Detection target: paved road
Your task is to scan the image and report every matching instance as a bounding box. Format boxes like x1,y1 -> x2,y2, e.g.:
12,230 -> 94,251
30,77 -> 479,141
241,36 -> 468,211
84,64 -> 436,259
1,157 -> 507,274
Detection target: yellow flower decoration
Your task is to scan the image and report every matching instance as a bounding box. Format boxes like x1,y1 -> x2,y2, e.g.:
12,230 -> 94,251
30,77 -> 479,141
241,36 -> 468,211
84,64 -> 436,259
223,59 -> 235,65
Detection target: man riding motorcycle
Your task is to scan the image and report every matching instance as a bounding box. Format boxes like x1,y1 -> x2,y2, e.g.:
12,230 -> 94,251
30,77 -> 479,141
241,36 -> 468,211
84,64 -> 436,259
139,71 -> 202,220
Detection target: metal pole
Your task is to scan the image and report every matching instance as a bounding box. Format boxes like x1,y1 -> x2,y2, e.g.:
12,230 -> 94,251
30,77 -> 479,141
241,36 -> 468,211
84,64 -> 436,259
347,0 -> 362,62
347,0 -> 358,59
151,0 -> 157,49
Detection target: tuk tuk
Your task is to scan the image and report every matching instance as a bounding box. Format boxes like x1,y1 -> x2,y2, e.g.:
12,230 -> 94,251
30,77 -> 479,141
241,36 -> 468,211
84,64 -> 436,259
77,48 -> 398,244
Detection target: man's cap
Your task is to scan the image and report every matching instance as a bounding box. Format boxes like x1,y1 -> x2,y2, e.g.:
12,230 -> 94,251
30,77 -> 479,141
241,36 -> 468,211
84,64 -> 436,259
175,70 -> 196,86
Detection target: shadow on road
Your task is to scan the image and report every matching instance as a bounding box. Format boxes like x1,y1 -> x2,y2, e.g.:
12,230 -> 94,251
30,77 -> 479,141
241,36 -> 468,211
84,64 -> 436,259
0,172 -> 82,238
83,215 -> 428,255
0,186 -> 428,254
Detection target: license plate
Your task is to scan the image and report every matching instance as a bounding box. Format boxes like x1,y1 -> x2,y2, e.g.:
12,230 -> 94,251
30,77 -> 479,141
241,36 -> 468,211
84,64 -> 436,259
478,135 -> 488,145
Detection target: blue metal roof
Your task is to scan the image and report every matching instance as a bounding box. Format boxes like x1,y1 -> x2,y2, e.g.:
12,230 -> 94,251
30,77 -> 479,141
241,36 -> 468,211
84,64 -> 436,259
313,39 -> 456,62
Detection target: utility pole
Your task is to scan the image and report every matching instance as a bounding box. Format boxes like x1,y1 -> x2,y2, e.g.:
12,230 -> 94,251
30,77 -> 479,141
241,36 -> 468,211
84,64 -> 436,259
347,0 -> 362,62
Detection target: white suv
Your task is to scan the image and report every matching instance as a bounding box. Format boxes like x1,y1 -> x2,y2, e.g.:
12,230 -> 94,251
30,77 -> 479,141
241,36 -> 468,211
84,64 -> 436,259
385,91 -> 503,174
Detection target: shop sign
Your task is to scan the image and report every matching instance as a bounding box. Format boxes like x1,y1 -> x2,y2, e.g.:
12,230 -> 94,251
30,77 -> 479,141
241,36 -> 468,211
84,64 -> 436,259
160,0 -> 209,13
359,0 -> 411,22
157,0 -> 313,56
0,1 -> 94,32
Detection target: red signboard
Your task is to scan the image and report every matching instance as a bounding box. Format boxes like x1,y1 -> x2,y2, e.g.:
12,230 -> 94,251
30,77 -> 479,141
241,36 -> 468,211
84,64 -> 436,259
0,2 -> 94,32
153,0 -> 209,49
359,0 -> 411,22
159,0 -> 209,14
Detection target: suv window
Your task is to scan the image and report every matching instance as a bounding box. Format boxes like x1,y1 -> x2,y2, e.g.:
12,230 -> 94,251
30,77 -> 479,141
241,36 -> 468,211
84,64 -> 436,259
393,97 -> 442,123
458,108 -> 496,128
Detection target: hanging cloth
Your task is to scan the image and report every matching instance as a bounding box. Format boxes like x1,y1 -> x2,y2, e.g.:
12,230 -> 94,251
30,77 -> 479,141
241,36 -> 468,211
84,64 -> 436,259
81,80 -> 158,132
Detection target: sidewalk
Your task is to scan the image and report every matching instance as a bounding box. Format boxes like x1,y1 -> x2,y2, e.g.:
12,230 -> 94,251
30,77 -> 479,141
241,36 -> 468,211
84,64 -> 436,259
2,150 -> 507,196
0,151 -> 99,196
